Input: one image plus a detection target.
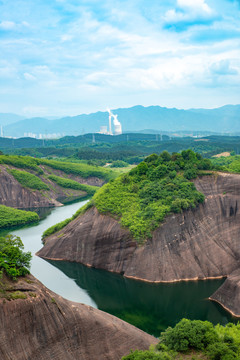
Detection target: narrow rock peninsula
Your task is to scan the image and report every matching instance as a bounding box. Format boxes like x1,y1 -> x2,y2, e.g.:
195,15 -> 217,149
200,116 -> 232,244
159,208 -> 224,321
0,274 -> 157,360
37,173 -> 240,282
210,268 -> 240,317
37,173 -> 240,316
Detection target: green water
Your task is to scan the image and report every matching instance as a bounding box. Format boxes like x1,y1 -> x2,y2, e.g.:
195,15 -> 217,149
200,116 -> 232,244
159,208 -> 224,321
47,260 -> 237,337
9,200 -> 238,337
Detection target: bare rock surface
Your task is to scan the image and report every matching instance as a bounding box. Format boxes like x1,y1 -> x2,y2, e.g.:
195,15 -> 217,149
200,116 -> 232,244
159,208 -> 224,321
37,173 -> 240,282
0,274 -> 157,360
210,269 -> 240,317
0,165 -> 99,208
0,166 -> 61,208
37,173 -> 240,316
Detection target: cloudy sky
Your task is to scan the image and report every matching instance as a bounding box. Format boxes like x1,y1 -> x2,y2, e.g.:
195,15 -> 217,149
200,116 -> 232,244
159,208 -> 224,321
0,0 -> 239,117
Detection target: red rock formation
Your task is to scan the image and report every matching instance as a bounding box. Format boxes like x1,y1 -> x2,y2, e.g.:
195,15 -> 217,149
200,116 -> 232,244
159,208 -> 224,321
37,173 -> 240,283
0,275 -> 157,360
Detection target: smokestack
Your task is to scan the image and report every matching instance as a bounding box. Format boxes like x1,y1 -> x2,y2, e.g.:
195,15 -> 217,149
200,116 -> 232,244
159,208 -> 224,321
109,113 -> 112,135
107,109 -> 113,135
113,114 -> 122,135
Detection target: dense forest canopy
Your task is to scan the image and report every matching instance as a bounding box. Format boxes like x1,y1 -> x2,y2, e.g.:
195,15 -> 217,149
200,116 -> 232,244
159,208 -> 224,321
122,319 -> 240,360
92,150 -> 212,241
1,135 -> 240,165
0,205 -> 39,229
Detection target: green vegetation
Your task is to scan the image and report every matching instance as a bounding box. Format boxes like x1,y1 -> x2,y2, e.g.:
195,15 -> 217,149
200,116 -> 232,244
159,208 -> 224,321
48,174 -> 98,195
93,150 -> 210,242
3,134 -> 240,162
42,201 -> 93,239
38,158 -> 116,181
0,235 -> 31,280
110,160 -> 129,168
0,205 -> 39,229
211,155 -> 240,173
0,154 -> 43,173
0,154 -> 115,182
122,319 -> 240,360
9,169 -> 49,190
8,291 -> 27,300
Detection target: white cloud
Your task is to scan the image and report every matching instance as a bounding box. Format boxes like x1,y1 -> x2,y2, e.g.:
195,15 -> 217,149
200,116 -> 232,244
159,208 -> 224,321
21,21 -> 30,27
164,0 -> 214,27
24,72 -> 36,81
0,0 -> 239,116
177,0 -> 212,14
61,34 -> 73,42
210,59 -> 238,75
32,66 -> 55,79
0,21 -> 16,30
0,64 -> 18,79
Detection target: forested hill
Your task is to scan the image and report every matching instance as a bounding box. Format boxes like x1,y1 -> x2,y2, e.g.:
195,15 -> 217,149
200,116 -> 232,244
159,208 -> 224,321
1,135 -> 240,164
0,155 -> 115,222
91,150 -> 211,241
2,104 -> 240,137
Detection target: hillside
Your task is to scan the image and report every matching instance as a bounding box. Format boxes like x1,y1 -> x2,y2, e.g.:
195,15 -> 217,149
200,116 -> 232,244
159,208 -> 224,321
0,113 -> 25,126
0,155 -> 115,227
2,104 -> 240,137
0,275 -> 157,360
37,151 -> 240,317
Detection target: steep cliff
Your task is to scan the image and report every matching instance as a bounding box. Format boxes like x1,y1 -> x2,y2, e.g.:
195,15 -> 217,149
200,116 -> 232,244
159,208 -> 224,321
37,172 -> 240,317
0,166 -> 60,208
0,274 -> 157,360
37,173 -> 240,282
210,269 -> 240,317
0,164 -> 103,208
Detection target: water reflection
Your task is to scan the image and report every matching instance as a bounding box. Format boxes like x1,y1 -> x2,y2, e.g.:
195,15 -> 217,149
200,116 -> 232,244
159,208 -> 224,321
22,207 -> 53,220
47,260 -> 236,336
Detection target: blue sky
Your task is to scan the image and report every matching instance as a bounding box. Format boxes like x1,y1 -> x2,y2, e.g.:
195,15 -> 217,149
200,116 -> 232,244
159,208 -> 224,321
0,0 -> 239,117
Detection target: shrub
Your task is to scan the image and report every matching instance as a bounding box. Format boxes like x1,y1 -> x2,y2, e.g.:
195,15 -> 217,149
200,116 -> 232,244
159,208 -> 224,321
183,168 -> 197,180
0,235 -> 32,280
123,320 -> 240,360
160,319 -> 219,352
122,350 -> 173,360
207,343 -> 236,360
38,158 -> 116,181
9,169 -> 49,190
9,291 -> 27,300
48,174 -> 98,195
0,155 -> 42,173
0,205 -> 39,229
42,200 -> 93,239
110,160 -> 129,168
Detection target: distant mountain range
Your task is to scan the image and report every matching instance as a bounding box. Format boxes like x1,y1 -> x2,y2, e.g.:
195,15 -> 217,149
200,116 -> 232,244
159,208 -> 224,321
0,104 -> 240,138
0,113 -> 26,126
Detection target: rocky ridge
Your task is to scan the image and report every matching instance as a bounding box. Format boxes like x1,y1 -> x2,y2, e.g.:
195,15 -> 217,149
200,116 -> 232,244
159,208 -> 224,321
210,268 -> 240,317
37,172 -> 240,316
0,164 -> 104,208
0,274 -> 156,360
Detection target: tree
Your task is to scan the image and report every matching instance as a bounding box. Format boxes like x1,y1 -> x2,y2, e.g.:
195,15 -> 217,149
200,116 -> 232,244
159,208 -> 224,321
0,235 -> 32,280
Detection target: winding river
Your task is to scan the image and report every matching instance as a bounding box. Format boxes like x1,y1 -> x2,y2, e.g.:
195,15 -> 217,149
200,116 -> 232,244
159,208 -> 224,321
11,200 -> 237,337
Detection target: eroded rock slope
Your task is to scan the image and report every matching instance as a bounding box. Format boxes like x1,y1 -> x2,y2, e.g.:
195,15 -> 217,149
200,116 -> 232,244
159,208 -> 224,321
210,268 -> 240,317
0,274 -> 156,360
0,164 -> 103,208
37,173 -> 240,282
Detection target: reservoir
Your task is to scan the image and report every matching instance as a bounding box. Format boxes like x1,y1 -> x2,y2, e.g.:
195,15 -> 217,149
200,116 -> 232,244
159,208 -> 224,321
12,200 -> 237,337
